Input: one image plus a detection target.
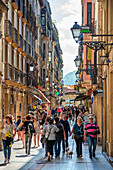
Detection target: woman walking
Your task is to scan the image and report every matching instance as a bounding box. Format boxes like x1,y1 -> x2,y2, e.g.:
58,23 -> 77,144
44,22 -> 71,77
72,117 -> 84,157
33,116 -> 41,147
0,114 -> 16,164
18,116 -> 26,148
42,118 -> 59,161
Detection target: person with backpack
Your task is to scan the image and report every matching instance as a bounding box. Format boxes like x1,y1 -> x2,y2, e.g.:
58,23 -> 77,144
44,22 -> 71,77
55,117 -> 66,158
21,114 -> 34,155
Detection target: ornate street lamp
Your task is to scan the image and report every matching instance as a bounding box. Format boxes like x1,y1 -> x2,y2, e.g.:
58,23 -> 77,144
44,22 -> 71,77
29,63 -> 34,72
74,56 -> 81,67
75,71 -> 80,79
54,84 -> 57,89
46,75 -> 49,82
70,22 -> 81,41
75,80 -> 78,85
52,81 -> 55,86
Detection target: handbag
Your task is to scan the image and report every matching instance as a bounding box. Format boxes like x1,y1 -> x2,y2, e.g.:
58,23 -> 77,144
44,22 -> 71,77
41,126 -> 53,144
75,135 -> 81,140
1,133 -> 6,140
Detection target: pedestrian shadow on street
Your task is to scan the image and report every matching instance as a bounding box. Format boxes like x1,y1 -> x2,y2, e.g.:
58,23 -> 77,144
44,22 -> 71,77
15,154 -> 28,157
0,163 -> 7,166
13,147 -> 24,150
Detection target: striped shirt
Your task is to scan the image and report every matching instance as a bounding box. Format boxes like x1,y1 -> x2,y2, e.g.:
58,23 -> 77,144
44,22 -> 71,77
85,122 -> 99,138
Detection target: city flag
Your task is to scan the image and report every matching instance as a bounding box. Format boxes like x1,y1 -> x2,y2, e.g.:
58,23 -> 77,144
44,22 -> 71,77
91,90 -> 93,104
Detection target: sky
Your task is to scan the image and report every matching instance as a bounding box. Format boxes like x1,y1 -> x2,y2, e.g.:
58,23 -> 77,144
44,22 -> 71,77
48,0 -> 82,77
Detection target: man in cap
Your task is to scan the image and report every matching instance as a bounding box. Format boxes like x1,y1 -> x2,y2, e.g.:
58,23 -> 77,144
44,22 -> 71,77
84,116 -> 100,159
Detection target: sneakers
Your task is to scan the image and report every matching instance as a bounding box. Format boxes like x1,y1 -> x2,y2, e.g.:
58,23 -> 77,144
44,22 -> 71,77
48,155 -> 50,161
93,153 -> 95,158
89,154 -> 92,159
7,159 -> 10,164
28,150 -> 30,155
4,158 -> 7,164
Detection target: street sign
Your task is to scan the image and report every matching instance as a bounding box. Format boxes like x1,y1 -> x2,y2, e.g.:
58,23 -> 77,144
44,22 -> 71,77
81,29 -> 89,33
81,26 -> 89,33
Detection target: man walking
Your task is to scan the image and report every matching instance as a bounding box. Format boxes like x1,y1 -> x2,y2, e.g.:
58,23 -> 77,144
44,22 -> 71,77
22,114 -> 34,155
84,116 -> 100,159
60,114 -> 70,153
55,117 -> 65,158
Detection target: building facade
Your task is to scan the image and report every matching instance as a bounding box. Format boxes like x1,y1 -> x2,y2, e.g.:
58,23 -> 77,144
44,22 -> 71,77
94,0 -> 113,159
0,0 -> 63,120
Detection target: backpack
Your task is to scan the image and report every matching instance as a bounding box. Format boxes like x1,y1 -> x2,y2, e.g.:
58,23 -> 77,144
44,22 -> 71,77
28,122 -> 34,134
56,122 -> 63,137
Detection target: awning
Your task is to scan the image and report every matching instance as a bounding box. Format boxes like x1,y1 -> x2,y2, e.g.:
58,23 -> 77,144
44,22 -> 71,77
38,89 -> 51,103
30,92 -> 42,103
75,94 -> 91,101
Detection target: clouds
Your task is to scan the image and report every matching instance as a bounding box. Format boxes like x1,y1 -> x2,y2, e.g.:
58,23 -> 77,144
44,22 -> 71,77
48,0 -> 81,77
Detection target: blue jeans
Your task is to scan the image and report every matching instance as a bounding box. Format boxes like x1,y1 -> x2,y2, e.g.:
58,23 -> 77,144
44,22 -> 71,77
88,136 -> 97,156
55,137 -> 61,156
2,139 -> 12,160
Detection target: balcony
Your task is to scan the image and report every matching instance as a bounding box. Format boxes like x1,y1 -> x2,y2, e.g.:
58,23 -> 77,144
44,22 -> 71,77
35,26 -> 38,39
28,44 -> 31,56
17,0 -> 23,17
42,50 -> 46,61
35,52 -> 38,63
22,6 -> 27,24
39,0 -> 45,7
18,34 -> 23,52
5,63 -> 13,81
12,28 -> 18,48
88,18 -> 96,35
32,48 -> 35,58
24,40 -> 28,55
24,76 -> 28,86
5,20 -> 13,42
27,11 -> 31,27
38,45 -> 42,57
19,71 -> 23,84
11,0 -> 18,9
37,15 -> 41,28
14,68 -> 18,82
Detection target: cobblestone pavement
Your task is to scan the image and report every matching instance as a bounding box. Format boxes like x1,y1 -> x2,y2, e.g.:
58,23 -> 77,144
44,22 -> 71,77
0,127 -> 112,170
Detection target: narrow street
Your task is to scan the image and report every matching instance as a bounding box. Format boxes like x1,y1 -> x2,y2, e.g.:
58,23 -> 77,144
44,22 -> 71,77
0,133 -> 112,170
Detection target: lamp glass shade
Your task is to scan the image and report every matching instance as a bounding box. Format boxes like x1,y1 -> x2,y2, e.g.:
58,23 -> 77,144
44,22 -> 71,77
29,63 -> 34,72
55,84 -> 57,89
46,76 -> 49,81
74,56 -> 81,67
75,71 -> 80,78
75,80 -> 78,85
71,22 -> 81,39
52,81 -> 55,86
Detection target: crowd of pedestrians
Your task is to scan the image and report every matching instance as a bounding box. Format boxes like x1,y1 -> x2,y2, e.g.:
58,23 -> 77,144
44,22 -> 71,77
0,105 -> 100,164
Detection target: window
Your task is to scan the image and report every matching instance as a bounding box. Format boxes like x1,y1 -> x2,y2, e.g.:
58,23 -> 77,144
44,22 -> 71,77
14,49 -> 17,67
42,14 -> 45,25
43,69 -> 45,81
86,47 -> 91,74
14,11 -> 17,29
87,2 -> 92,26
